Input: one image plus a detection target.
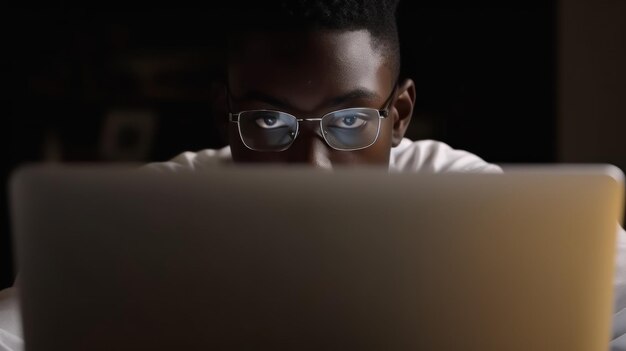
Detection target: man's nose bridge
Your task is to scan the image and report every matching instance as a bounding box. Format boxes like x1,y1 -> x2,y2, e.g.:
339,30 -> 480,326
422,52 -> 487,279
306,137 -> 332,169
294,127 -> 332,169
298,118 -> 324,138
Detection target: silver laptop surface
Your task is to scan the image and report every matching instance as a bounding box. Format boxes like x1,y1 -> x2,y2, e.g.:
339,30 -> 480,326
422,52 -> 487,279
9,165 -> 624,350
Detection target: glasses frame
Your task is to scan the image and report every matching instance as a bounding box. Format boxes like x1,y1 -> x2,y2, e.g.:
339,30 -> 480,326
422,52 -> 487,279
227,85 -> 397,152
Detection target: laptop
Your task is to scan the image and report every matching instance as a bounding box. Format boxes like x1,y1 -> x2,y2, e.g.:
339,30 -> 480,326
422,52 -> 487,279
9,165 -> 624,350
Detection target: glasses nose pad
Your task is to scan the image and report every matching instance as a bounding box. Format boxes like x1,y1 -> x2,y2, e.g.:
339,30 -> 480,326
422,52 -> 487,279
318,124 -> 328,138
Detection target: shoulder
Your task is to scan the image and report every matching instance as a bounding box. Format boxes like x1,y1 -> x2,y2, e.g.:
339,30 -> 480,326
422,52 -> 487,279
144,146 -> 232,172
390,138 -> 502,173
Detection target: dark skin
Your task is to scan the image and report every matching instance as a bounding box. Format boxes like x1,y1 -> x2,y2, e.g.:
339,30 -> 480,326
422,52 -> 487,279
216,30 -> 416,168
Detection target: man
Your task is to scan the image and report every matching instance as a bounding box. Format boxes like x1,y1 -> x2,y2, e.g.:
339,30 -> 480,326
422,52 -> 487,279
1,1 -> 624,350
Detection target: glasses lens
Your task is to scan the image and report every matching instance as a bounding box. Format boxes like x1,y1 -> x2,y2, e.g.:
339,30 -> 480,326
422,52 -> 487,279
238,111 -> 298,151
321,108 -> 381,150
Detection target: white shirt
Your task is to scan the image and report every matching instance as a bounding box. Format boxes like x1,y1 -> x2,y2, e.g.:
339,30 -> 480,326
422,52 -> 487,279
149,138 -> 503,174
1,139 -> 624,350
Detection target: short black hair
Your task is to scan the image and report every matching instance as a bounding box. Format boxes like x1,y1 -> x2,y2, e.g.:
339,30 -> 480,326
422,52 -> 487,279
224,0 -> 402,80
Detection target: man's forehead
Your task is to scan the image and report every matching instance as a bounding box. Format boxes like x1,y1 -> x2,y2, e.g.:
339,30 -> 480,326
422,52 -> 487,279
227,30 -> 393,111
231,30 -> 380,59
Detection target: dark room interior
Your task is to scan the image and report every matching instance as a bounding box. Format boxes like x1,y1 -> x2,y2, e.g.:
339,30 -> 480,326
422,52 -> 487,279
4,2 -> 625,290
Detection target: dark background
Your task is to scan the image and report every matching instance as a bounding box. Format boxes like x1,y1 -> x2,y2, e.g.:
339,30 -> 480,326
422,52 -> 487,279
4,2 -> 624,289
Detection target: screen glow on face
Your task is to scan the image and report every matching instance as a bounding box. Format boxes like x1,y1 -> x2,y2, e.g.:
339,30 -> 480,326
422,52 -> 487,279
233,107 -> 383,151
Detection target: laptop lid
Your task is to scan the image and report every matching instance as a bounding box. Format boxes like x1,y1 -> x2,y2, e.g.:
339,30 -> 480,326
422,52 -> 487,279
9,165 -> 624,350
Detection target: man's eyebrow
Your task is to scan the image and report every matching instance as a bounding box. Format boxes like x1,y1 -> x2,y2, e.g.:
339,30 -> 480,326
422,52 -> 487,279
326,89 -> 381,107
236,89 -> 382,111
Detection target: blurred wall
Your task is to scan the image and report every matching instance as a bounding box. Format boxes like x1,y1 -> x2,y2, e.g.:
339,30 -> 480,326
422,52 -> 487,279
558,0 -> 626,173
398,2 -> 556,164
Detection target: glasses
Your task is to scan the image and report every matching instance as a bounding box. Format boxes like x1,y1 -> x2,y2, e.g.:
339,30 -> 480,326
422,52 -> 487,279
228,86 -> 396,152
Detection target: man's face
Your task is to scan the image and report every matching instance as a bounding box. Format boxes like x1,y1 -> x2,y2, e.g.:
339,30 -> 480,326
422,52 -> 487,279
226,30 -> 407,168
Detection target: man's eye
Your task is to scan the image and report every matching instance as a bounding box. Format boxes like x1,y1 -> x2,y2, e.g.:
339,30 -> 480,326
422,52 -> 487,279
255,116 -> 287,129
330,115 -> 368,129
343,116 -> 357,126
